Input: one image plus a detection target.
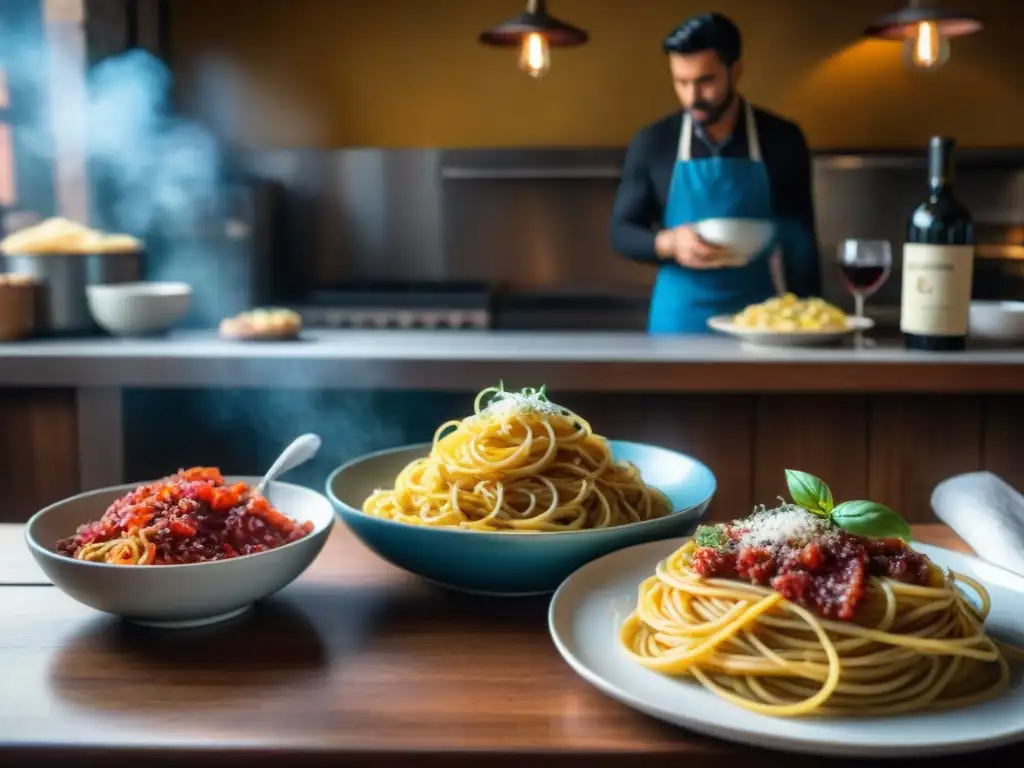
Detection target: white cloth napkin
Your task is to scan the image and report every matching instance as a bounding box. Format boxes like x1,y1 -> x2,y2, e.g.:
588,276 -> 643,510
931,471 -> 1024,577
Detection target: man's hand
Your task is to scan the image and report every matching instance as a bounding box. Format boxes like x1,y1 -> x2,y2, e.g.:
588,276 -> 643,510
655,226 -> 733,269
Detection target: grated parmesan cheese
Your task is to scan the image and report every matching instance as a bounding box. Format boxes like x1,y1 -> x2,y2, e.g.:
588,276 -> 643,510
735,504 -> 828,549
481,389 -> 562,418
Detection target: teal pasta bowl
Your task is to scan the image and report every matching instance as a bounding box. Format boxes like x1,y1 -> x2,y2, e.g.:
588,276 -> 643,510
325,440 -> 716,596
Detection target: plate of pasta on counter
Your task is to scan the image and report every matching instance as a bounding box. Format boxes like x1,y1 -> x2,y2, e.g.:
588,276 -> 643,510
708,293 -> 873,347
326,383 -> 717,595
548,469 -> 1024,757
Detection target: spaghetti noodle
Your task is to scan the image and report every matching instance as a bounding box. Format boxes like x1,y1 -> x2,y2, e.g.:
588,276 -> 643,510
619,476 -> 1021,717
57,467 -> 313,565
362,385 -> 673,532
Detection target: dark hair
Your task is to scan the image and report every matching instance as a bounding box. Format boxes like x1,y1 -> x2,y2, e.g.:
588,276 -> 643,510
662,12 -> 742,66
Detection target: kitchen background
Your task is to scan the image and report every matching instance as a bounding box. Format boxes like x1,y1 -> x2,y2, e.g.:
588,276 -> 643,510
171,0 -> 1022,148
2,0 -> 1023,496
4,0 -> 1023,331
155,0 -> 1024,332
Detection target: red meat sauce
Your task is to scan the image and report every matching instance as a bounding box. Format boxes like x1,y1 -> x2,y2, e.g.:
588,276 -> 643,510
689,525 -> 934,621
57,466 -> 314,565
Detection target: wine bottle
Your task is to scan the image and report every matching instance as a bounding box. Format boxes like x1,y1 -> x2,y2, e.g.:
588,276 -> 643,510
900,136 -> 974,351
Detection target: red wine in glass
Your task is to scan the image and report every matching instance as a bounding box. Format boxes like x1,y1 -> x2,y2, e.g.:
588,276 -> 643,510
837,239 -> 893,347
840,264 -> 890,295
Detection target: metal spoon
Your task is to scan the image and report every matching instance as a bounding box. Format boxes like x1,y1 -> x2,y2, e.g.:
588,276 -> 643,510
256,433 -> 322,496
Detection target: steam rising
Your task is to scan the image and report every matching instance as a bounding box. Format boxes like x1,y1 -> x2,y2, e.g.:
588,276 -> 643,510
124,389 -> 430,490
7,32 -> 415,479
6,37 -> 221,238
86,50 -> 221,235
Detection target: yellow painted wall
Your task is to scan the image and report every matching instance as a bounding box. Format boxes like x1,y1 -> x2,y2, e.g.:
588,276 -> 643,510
170,0 -> 1023,149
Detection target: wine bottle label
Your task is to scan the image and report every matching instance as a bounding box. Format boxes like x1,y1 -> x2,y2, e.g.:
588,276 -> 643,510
900,243 -> 975,336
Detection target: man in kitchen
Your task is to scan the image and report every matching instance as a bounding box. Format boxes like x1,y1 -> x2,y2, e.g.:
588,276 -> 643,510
610,12 -> 821,334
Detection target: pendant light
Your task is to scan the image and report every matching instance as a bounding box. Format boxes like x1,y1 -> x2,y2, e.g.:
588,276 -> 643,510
864,0 -> 983,72
479,0 -> 588,79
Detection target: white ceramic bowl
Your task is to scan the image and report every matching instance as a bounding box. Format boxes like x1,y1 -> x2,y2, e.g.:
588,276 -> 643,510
86,281 -> 191,336
693,218 -> 775,265
968,301 -> 1024,344
25,476 -> 334,628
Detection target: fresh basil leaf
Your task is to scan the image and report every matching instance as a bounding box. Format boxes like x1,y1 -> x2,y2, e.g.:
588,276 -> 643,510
831,500 -> 911,541
694,524 -> 728,551
784,469 -> 833,516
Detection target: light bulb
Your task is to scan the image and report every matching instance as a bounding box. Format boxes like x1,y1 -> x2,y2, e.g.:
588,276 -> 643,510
902,20 -> 950,71
518,32 -> 551,78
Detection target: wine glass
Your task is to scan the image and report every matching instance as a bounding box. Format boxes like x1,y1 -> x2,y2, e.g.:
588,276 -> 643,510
837,239 -> 892,347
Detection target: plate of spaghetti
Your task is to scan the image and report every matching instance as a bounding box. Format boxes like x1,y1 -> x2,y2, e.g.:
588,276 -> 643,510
549,470 -> 1024,757
326,384 -> 717,595
25,467 -> 334,627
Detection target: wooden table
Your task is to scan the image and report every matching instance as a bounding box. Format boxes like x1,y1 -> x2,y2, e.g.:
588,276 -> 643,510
0,522 -> 1019,768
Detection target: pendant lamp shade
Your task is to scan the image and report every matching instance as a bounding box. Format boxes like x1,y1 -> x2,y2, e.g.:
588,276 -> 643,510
864,3 -> 983,40
479,0 -> 588,47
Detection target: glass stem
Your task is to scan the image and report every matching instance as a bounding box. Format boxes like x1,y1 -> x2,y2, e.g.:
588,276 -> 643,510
852,292 -> 870,348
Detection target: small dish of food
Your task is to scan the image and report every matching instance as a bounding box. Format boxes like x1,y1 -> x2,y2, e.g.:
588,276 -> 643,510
25,466 -> 334,627
219,308 -> 303,341
0,216 -> 142,255
708,293 -> 873,347
549,469 -> 1024,757
326,384 -> 717,595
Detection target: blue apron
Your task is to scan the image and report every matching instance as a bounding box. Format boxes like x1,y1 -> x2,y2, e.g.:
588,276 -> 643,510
648,103 -> 782,335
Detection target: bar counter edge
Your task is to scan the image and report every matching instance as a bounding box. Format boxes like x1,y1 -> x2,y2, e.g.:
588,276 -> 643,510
0,330 -> 1021,393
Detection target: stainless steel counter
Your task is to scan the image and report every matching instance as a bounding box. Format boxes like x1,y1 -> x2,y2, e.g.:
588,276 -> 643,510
1,330 -> 1023,390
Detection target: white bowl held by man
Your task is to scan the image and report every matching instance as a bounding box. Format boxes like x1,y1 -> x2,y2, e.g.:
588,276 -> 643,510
693,218 -> 775,266
25,476 -> 334,627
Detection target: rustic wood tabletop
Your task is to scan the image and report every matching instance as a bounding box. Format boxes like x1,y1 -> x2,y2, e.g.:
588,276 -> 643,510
1,522 -> 1019,768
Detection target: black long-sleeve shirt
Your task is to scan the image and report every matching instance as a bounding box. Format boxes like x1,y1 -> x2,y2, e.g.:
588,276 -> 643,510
610,102 -> 822,296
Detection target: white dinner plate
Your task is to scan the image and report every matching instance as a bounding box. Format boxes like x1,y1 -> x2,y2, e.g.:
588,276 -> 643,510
548,538 -> 1024,758
707,315 -> 874,347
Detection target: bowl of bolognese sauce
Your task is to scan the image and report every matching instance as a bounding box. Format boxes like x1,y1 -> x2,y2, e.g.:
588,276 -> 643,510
24,466 -> 334,628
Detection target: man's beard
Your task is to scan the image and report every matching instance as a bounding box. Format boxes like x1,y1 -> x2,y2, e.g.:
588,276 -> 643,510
688,81 -> 736,127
